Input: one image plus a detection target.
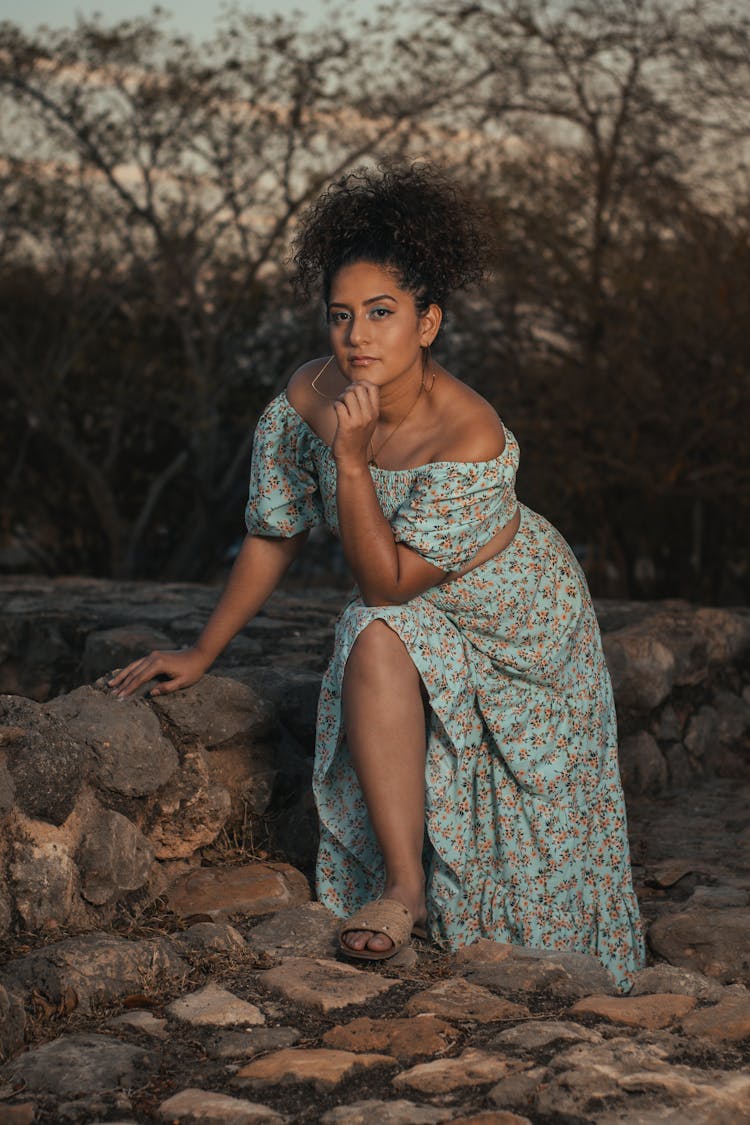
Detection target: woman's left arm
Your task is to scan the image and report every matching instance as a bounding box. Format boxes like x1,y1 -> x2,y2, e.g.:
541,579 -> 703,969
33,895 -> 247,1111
333,382 -> 446,606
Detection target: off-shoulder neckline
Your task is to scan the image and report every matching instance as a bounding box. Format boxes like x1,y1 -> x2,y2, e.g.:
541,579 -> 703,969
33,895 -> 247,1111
277,392 -> 514,474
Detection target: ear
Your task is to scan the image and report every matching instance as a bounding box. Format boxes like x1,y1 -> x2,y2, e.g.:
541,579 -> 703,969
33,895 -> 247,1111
419,303 -> 443,346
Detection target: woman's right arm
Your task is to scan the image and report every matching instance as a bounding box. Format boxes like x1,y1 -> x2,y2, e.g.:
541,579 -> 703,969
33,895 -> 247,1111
108,531 -> 307,698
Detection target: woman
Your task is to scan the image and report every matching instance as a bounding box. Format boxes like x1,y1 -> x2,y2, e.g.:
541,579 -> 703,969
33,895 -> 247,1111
111,164 -> 644,990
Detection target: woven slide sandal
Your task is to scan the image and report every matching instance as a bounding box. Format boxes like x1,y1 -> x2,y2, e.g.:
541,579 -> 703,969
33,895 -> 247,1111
338,896 -> 428,962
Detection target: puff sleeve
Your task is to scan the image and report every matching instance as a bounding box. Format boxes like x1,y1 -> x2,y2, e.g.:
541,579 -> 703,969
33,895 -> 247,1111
389,432 -> 520,571
245,394 -> 325,537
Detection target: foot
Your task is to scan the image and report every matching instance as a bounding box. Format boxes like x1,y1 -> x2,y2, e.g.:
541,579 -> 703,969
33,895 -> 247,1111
341,881 -> 427,956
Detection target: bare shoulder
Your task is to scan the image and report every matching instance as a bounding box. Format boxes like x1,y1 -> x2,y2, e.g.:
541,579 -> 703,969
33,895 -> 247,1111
286,356 -> 341,445
431,374 -> 506,463
286,357 -> 329,412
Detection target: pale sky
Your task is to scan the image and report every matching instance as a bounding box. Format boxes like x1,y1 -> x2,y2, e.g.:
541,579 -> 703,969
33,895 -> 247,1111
0,1 -> 376,40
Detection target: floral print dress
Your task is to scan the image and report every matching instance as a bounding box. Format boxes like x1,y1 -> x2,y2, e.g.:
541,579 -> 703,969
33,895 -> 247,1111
246,393 -> 644,990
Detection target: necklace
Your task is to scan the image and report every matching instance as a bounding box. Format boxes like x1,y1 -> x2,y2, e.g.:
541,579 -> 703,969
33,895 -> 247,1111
367,382 -> 423,467
309,355 -> 436,467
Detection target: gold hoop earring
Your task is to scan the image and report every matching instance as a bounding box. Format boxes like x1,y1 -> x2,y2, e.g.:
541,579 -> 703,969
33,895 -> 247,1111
422,345 -> 436,393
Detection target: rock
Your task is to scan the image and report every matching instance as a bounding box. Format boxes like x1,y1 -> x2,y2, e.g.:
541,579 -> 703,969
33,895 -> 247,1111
244,902 -> 338,959
534,1036 -> 750,1121
648,907 -> 750,981
2,1033 -> 154,1097
680,984 -> 750,1042
0,1106 -> 36,1124
240,667 -> 321,749
488,1020 -> 603,1050
46,686 -> 178,797
259,956 -> 399,1014
166,983 -> 265,1028
77,804 -> 154,905
234,1047 -> 394,1090
405,978 -> 530,1023
323,1015 -> 459,1061
568,992 -> 697,1029
153,676 -> 276,746
0,983 -> 26,1060
320,1102 -> 449,1125
689,884 -> 750,908
618,731 -> 668,794
630,964 -> 725,1001
0,749 -> 15,818
157,1088 -> 285,1123
165,862 -> 311,919
146,745 -> 231,859
695,607 -> 750,665
488,1066 -> 549,1114
684,706 -> 719,760
663,742 -> 693,788
602,629 -> 675,712
10,826 -> 76,929
172,922 -> 247,956
652,704 -> 683,742
204,742 -> 276,824
204,1027 -> 300,1060
2,696 -> 89,823
712,688 -> 750,744
394,1048 -> 524,1095
1,931 -> 186,1012
83,625 -> 173,683
457,943 -> 618,1000
451,1115 -> 532,1125
106,1009 -> 168,1039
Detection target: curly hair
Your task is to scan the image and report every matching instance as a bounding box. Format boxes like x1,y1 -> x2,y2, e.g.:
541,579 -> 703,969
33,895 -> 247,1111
292,163 -> 489,316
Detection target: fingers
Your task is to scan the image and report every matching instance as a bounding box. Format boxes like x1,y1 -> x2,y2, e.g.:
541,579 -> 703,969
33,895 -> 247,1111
107,650 -> 173,699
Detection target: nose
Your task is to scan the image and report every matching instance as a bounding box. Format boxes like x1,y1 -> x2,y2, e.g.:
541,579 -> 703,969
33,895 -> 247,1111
347,312 -> 369,346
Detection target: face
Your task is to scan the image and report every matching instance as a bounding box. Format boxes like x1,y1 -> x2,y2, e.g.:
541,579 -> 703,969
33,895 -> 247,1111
326,261 -> 441,387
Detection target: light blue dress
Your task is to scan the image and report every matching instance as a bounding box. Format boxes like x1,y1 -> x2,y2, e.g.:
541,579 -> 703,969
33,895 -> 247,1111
246,393 -> 644,990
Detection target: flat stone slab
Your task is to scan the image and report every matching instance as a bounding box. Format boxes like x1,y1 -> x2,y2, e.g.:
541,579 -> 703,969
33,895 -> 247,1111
393,1049 -> 525,1095
258,956 -> 399,1013
323,1015 -> 459,1061
158,1088 -> 285,1123
172,922 -> 248,955
456,943 -> 618,1000
568,993 -> 698,1029
244,902 -> 340,960
165,862 -> 311,920
320,1100 -> 450,1124
167,983 -> 265,1027
488,1019 -> 603,1050
234,1047 -> 395,1090
106,1009 -> 168,1039
680,986 -> 750,1042
451,1114 -> 532,1125
2,1033 -> 154,1097
204,1027 -> 301,1060
629,964 -> 725,1000
405,978 -> 529,1023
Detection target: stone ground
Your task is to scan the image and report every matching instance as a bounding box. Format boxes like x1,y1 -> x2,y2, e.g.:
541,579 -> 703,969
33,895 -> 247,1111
2,776 -> 750,1124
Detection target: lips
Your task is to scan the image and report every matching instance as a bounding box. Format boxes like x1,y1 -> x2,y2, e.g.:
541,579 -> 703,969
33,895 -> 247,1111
349,355 -> 377,365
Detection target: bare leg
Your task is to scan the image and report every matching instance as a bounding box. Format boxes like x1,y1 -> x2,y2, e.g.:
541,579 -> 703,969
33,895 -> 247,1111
341,620 -> 427,954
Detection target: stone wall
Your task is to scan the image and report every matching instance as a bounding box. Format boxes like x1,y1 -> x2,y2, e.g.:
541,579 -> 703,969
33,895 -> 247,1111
1,577 -> 749,939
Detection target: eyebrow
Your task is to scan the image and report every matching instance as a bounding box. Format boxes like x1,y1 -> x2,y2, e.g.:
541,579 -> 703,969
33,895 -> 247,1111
327,293 -> 398,308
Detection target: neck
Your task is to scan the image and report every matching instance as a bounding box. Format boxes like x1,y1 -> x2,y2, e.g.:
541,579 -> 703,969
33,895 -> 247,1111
377,367 -> 423,424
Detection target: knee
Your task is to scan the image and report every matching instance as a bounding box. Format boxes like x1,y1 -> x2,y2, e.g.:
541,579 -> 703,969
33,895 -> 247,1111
346,620 -> 413,682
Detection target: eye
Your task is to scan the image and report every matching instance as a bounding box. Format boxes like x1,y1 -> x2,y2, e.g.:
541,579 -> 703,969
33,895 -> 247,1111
328,310 -> 350,324
369,307 -> 392,319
